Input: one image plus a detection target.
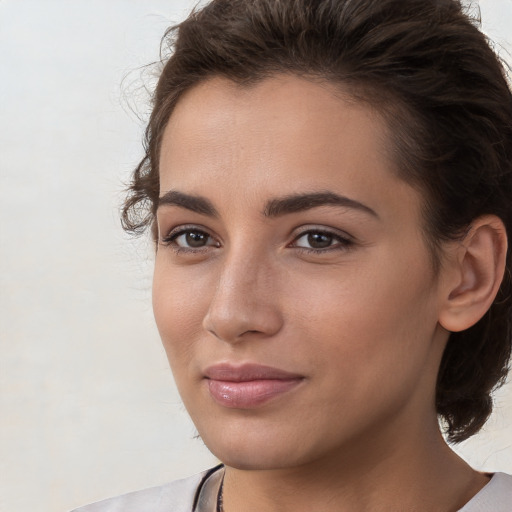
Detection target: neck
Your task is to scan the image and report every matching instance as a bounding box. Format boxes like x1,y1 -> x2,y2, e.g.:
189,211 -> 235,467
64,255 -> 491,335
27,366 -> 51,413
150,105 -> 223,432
221,418 -> 488,512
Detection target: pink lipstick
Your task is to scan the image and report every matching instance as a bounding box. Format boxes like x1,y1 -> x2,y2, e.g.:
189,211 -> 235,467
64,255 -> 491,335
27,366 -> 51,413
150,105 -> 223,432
204,363 -> 304,408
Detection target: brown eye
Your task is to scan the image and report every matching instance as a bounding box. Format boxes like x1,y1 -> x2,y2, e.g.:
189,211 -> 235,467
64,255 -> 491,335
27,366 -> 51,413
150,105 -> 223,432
292,229 -> 353,252
165,228 -> 218,249
184,231 -> 209,247
307,232 -> 333,249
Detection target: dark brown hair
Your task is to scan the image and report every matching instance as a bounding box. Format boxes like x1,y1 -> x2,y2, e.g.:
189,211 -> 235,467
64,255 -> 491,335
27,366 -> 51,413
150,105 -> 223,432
122,0 -> 512,443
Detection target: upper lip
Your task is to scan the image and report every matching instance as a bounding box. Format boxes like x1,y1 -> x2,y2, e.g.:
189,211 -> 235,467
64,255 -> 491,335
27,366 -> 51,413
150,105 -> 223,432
203,363 -> 303,382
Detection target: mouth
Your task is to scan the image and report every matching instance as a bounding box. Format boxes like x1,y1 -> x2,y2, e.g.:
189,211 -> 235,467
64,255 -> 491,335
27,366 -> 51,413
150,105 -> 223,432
203,363 -> 304,408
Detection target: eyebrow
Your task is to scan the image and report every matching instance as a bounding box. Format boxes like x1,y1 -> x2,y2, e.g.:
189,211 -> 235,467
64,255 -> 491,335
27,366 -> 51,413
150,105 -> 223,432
157,190 -> 219,217
263,191 -> 378,218
157,190 -> 378,219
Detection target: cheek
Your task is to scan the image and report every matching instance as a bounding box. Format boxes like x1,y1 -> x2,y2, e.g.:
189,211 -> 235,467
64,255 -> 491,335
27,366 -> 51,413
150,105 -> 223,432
152,258 -> 212,366
288,250 -> 439,376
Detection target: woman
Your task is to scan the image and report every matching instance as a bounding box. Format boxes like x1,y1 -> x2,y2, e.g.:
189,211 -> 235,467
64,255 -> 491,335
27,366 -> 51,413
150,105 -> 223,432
73,0 -> 512,510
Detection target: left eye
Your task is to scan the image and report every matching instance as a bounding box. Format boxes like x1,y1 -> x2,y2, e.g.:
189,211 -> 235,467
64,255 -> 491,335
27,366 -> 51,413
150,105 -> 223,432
292,231 -> 350,250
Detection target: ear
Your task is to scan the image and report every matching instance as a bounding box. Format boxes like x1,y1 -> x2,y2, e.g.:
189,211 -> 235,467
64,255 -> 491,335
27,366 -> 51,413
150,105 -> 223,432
439,215 -> 508,333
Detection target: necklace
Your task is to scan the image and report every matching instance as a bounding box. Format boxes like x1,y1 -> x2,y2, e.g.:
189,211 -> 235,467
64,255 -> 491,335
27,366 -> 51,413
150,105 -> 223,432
216,476 -> 224,512
193,464 -> 225,512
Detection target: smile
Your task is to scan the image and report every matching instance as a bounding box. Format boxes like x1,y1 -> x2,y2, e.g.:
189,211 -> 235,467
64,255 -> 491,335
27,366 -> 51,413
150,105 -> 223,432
204,363 -> 304,408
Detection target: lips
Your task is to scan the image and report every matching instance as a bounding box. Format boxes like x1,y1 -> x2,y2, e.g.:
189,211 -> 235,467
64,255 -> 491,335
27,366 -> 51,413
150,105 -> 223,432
204,363 -> 304,408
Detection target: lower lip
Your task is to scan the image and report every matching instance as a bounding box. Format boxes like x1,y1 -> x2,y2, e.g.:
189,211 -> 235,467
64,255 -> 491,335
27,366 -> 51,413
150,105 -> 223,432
207,378 -> 303,408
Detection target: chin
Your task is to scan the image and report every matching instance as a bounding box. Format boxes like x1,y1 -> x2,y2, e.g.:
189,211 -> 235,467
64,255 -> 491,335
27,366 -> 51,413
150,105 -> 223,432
211,445 -> 305,471
196,419 -> 325,471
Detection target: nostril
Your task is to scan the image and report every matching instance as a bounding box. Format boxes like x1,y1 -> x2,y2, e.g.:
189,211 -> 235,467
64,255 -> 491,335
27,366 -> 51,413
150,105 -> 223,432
203,304 -> 283,344
201,264 -> 284,343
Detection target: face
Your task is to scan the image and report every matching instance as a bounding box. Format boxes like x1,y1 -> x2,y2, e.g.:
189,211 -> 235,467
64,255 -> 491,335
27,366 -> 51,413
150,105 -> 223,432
153,75 -> 450,470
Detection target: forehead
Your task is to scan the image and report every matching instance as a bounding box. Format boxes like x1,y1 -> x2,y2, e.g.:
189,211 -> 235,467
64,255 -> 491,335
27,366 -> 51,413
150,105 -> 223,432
158,75 -> 422,224
163,75 -> 386,147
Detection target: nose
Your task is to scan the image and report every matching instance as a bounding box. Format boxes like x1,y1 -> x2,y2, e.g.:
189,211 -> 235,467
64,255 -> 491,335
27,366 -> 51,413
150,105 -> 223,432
202,249 -> 284,344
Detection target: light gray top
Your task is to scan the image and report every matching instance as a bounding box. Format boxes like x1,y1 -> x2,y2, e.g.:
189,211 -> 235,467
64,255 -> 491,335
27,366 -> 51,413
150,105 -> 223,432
70,468 -> 512,512
458,472 -> 512,512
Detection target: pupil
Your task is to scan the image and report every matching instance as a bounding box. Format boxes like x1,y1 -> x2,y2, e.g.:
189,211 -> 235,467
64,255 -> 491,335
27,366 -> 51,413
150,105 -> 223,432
308,232 -> 332,248
186,232 -> 207,247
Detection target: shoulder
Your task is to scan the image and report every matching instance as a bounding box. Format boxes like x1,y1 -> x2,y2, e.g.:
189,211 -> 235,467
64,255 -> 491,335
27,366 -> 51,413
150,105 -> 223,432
459,472 -> 512,512
69,471 -> 205,512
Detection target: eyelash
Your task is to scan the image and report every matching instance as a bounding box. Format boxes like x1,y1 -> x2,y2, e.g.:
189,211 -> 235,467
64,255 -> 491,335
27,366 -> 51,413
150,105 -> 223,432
290,229 -> 354,254
160,225 -> 219,253
159,225 -> 354,254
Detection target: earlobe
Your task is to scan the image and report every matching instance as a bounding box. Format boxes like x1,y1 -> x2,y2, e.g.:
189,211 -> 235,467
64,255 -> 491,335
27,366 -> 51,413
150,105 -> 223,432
439,215 -> 508,333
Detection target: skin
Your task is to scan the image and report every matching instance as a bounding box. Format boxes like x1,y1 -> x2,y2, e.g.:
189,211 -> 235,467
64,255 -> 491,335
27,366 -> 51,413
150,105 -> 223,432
153,75 -> 493,511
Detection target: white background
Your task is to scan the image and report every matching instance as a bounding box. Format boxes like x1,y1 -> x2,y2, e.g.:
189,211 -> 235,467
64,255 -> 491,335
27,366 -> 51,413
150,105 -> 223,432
1,1 -> 511,511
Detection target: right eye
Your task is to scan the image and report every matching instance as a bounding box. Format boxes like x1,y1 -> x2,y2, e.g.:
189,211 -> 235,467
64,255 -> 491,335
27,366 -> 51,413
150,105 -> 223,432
161,227 -> 220,251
